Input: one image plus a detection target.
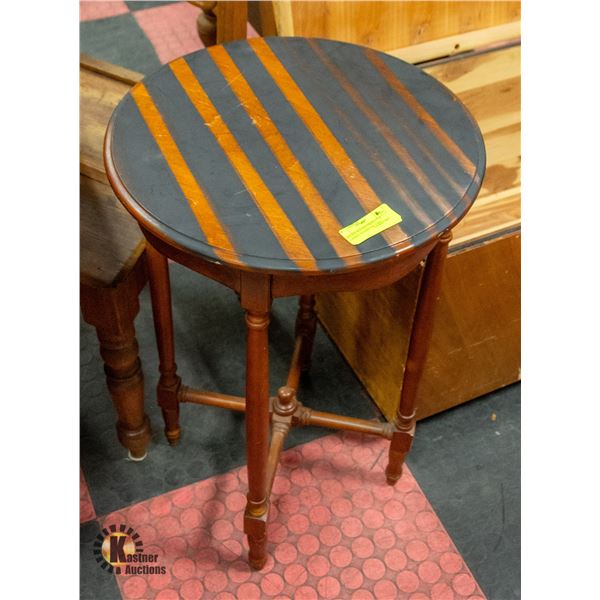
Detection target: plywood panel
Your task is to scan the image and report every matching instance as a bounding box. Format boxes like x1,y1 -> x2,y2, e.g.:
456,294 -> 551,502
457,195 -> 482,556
288,1 -> 520,52
317,233 -> 521,422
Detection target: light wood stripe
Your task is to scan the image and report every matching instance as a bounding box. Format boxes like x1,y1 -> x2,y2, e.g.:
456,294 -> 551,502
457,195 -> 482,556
208,45 -> 360,266
169,57 -> 318,270
249,38 -> 407,248
130,84 -> 237,261
367,50 -> 476,176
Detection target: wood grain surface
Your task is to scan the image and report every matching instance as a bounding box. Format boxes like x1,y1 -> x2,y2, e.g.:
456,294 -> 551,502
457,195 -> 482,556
80,57 -> 141,184
80,175 -> 145,288
285,1 -> 520,52
105,37 -> 485,275
318,233 -> 520,421
80,57 -> 146,288
424,45 -> 520,248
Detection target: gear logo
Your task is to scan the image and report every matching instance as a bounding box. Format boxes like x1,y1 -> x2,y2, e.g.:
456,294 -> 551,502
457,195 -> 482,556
93,523 -> 165,575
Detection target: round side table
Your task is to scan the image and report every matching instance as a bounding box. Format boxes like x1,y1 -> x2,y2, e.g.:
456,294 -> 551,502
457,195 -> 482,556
104,37 -> 485,569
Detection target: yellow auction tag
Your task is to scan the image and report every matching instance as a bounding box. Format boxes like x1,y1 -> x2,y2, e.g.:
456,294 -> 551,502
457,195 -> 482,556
339,203 -> 402,245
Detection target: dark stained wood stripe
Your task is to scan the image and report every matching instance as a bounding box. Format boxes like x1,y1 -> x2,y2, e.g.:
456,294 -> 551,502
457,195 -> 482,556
288,42 -> 434,230
307,41 -> 467,202
366,50 -> 476,176
249,38 -> 407,249
273,39 -> 441,245
130,83 -> 238,261
308,40 -> 459,216
325,101 -> 434,229
207,45 -> 361,266
169,56 -> 319,271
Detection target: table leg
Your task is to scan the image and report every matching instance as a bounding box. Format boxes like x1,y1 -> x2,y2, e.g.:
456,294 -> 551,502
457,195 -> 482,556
146,244 -> 182,445
386,230 -> 452,485
95,322 -> 151,460
241,273 -> 272,569
295,294 -> 317,372
81,256 -> 151,460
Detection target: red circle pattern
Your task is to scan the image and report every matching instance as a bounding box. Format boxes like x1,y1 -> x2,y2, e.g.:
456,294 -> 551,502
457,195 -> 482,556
104,432 -> 484,599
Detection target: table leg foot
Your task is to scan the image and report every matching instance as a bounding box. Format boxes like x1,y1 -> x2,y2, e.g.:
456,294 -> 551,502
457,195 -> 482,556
100,328 -> 151,458
385,471 -> 403,486
385,427 -> 413,485
82,277 -> 152,460
128,449 -> 148,462
117,414 -> 152,460
162,410 -> 181,445
245,510 -> 268,570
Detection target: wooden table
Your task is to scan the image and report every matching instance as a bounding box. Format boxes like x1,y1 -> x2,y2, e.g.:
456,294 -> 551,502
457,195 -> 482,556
104,37 -> 485,568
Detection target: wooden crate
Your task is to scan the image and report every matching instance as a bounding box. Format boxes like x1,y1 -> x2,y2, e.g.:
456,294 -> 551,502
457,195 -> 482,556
317,43 -> 521,421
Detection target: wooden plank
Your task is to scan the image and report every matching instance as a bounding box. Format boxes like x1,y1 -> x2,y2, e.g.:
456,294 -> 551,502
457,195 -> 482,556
80,175 -> 145,288
389,21 -> 520,64
215,1 -> 248,44
272,0 -> 294,36
425,46 -> 521,137
451,188 -> 520,248
423,43 -> 520,94
481,122 -> 521,186
289,1 -> 520,54
80,57 -> 147,288
80,63 -> 137,183
80,54 -> 143,85
455,77 -> 521,131
430,46 -> 521,246
317,233 -> 521,422
248,1 -> 279,37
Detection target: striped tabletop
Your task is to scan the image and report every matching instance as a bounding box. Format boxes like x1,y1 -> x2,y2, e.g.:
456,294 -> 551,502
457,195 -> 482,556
105,37 -> 485,274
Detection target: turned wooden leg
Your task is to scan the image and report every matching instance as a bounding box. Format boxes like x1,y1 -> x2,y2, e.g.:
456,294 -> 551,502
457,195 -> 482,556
96,323 -> 151,460
295,294 -> 317,372
386,230 -> 452,485
194,1 -> 248,46
81,256 -> 151,460
146,244 -> 182,445
241,273 -> 272,569
196,1 -> 217,46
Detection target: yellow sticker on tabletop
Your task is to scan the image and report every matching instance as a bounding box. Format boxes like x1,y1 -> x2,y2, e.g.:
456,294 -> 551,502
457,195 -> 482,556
339,203 -> 402,245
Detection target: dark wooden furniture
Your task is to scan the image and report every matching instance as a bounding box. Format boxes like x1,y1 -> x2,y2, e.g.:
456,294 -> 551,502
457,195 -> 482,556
104,37 -> 485,568
80,57 -> 151,460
